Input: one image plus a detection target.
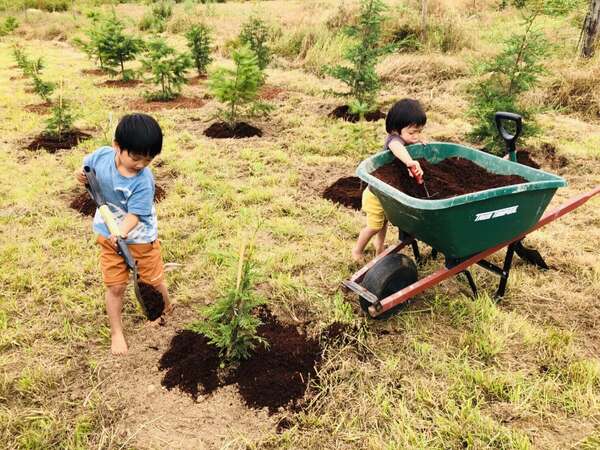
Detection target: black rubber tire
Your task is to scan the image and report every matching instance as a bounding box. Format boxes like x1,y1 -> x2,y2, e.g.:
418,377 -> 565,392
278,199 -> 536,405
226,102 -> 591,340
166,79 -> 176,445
359,253 -> 418,319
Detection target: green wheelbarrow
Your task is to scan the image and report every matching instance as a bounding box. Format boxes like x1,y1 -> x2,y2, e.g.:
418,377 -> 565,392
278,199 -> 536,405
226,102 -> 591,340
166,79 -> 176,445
343,112 -> 600,318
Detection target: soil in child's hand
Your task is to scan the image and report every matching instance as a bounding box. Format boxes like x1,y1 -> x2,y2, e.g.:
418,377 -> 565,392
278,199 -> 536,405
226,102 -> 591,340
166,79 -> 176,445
322,176 -> 367,210
372,157 -> 527,199
138,282 -> 165,321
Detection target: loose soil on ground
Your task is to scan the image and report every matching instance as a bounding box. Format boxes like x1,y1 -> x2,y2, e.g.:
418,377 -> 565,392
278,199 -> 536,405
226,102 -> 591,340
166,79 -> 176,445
322,176 -> 366,210
128,96 -> 205,112
329,105 -> 386,123
23,103 -> 52,114
98,79 -> 142,88
373,157 -> 527,199
81,68 -> 107,76
26,130 -> 91,152
70,184 -> 166,216
159,307 -> 322,413
138,282 -> 165,321
204,121 -> 263,139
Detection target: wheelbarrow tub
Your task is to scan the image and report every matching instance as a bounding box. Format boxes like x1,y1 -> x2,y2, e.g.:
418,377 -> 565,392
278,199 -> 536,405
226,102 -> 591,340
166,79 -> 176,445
356,142 -> 567,260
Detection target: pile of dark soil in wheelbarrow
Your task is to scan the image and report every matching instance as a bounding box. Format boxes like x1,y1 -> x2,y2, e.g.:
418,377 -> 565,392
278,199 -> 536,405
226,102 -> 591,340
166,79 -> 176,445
373,157 -> 527,199
159,308 -> 335,413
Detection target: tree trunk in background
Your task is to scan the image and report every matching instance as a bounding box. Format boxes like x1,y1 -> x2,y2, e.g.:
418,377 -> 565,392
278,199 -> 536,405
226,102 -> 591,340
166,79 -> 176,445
580,0 -> 600,58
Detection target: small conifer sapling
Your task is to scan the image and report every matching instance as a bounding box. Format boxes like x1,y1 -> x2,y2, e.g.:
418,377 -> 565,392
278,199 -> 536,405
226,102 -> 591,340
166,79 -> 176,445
141,38 -> 192,101
239,17 -> 271,70
186,24 -> 213,77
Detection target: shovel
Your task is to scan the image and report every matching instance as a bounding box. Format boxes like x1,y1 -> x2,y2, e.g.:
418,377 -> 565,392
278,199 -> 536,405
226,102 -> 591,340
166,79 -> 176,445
84,166 -> 165,321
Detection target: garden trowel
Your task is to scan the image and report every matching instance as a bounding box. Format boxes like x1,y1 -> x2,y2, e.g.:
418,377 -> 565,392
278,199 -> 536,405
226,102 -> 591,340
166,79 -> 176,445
84,166 -> 165,320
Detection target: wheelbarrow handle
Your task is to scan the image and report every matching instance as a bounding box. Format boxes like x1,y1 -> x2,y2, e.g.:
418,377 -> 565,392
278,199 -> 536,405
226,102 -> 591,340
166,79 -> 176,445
494,112 -> 522,162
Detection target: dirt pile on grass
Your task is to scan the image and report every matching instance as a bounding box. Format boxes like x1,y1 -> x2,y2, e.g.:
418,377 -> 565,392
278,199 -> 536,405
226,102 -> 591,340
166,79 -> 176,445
373,157 -> 527,199
204,122 -> 263,139
322,176 -> 366,210
138,282 -> 165,321
26,130 -> 91,152
70,184 -> 166,216
128,97 -> 205,112
159,308 -> 322,413
329,105 -> 386,123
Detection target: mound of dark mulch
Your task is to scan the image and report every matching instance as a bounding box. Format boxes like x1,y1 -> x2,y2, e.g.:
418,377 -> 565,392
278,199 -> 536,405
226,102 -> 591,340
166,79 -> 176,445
329,105 -> 386,123
159,307 -> 322,413
138,282 -> 165,321
70,184 -> 166,216
203,122 -> 263,139
373,157 -> 527,199
26,130 -> 92,153
322,176 -> 367,210
159,330 -> 222,399
539,143 -> 569,169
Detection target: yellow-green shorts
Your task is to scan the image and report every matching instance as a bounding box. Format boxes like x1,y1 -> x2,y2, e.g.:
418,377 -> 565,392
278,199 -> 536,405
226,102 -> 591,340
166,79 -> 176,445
362,188 -> 387,230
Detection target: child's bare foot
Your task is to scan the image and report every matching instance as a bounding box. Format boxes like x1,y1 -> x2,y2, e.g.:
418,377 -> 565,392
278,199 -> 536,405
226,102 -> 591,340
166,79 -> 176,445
111,332 -> 128,355
352,248 -> 365,263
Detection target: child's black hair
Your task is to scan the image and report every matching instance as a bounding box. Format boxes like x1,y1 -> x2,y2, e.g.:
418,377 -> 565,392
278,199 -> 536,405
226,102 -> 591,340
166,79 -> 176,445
114,113 -> 163,158
385,99 -> 427,134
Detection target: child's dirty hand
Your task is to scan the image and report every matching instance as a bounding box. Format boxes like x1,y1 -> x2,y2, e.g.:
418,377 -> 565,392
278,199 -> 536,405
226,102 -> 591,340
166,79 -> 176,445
406,160 -> 423,178
108,234 -> 126,248
75,168 -> 87,185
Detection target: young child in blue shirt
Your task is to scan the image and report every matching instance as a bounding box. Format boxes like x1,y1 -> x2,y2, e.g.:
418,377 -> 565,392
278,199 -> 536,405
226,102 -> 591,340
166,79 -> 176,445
352,99 -> 427,262
76,113 -> 171,355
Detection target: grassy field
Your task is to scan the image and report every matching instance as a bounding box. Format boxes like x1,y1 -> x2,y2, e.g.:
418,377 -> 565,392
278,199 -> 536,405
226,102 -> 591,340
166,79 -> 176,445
1,0 -> 599,448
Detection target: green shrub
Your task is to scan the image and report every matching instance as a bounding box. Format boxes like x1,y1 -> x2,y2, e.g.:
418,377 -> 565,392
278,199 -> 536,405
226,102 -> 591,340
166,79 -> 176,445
45,94 -> 75,139
139,1 -> 173,33
239,17 -> 271,70
12,46 -> 55,103
72,12 -> 106,69
326,0 -> 394,118
186,24 -> 213,77
208,45 -> 268,128
189,239 -> 267,365
97,15 -> 144,80
141,38 -> 192,101
0,16 -> 18,36
468,12 -> 548,153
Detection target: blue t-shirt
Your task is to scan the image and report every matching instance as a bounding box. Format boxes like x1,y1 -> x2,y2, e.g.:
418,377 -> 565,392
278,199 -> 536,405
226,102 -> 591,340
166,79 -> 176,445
83,146 -> 158,244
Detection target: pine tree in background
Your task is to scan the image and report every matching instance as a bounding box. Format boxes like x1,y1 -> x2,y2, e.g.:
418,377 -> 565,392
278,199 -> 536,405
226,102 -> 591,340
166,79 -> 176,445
239,17 -> 271,70
326,0 -> 395,119
186,24 -> 213,77
45,86 -> 75,139
208,45 -> 268,128
12,46 -> 55,104
73,11 -> 107,70
189,239 -> 267,366
141,38 -> 192,100
98,15 -> 144,81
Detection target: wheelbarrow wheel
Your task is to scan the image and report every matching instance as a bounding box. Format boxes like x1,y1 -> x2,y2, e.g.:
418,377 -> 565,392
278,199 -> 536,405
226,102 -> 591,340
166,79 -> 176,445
360,253 -> 418,319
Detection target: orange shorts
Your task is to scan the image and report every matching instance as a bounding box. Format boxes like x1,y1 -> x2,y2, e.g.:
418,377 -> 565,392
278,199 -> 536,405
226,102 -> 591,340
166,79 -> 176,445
96,235 -> 165,287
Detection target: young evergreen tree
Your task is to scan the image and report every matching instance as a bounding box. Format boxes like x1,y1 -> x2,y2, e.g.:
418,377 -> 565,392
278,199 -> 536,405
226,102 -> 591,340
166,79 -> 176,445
208,45 -> 268,128
468,9 -> 548,152
45,90 -> 75,139
186,24 -> 213,77
141,38 -> 192,100
73,12 -> 106,70
0,16 -> 18,37
326,0 -> 395,119
97,15 -> 144,81
189,240 -> 267,365
12,47 -> 55,103
239,17 -> 271,70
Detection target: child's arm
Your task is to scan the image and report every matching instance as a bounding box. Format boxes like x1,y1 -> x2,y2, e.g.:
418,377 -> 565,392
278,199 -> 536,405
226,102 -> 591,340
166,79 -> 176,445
388,140 -> 423,178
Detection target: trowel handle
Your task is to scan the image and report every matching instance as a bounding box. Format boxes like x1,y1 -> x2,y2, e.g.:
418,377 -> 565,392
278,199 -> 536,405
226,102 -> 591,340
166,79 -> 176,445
409,165 -> 423,184
494,112 -> 522,162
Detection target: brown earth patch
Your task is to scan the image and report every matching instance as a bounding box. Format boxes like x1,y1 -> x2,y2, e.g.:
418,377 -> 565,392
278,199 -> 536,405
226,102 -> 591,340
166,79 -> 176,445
203,121 -> 263,139
26,130 -> 92,152
128,96 -> 205,112
186,74 -> 207,86
329,105 -> 386,123
70,184 -> 167,217
538,143 -> 569,169
322,176 -> 367,210
97,79 -> 142,88
23,103 -> 52,114
81,68 -> 107,76
159,307 -> 322,414
373,157 -> 527,199
259,85 -> 286,100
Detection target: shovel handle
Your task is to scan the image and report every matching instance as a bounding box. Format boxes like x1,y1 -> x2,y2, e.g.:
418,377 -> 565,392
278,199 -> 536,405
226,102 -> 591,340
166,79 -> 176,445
494,112 -> 522,162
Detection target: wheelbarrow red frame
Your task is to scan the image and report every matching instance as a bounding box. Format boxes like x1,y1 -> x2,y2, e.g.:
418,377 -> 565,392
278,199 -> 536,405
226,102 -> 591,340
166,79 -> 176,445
343,186 -> 600,318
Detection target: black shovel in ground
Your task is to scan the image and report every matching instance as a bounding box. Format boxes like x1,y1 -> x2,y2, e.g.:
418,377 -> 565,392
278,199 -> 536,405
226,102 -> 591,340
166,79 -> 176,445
84,166 -> 165,320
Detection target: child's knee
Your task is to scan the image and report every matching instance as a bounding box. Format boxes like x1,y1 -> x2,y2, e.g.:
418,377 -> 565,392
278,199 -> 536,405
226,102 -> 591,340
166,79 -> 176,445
107,284 -> 127,297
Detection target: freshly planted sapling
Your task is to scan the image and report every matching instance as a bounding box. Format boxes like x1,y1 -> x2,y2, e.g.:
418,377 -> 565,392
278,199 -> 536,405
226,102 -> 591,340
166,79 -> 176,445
186,24 -> 213,77
45,90 -> 75,140
0,16 -> 18,37
98,15 -> 144,81
73,12 -> 107,70
326,0 -> 395,119
141,38 -> 192,100
208,45 -> 269,129
239,17 -> 271,70
12,46 -> 55,103
189,239 -> 267,365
